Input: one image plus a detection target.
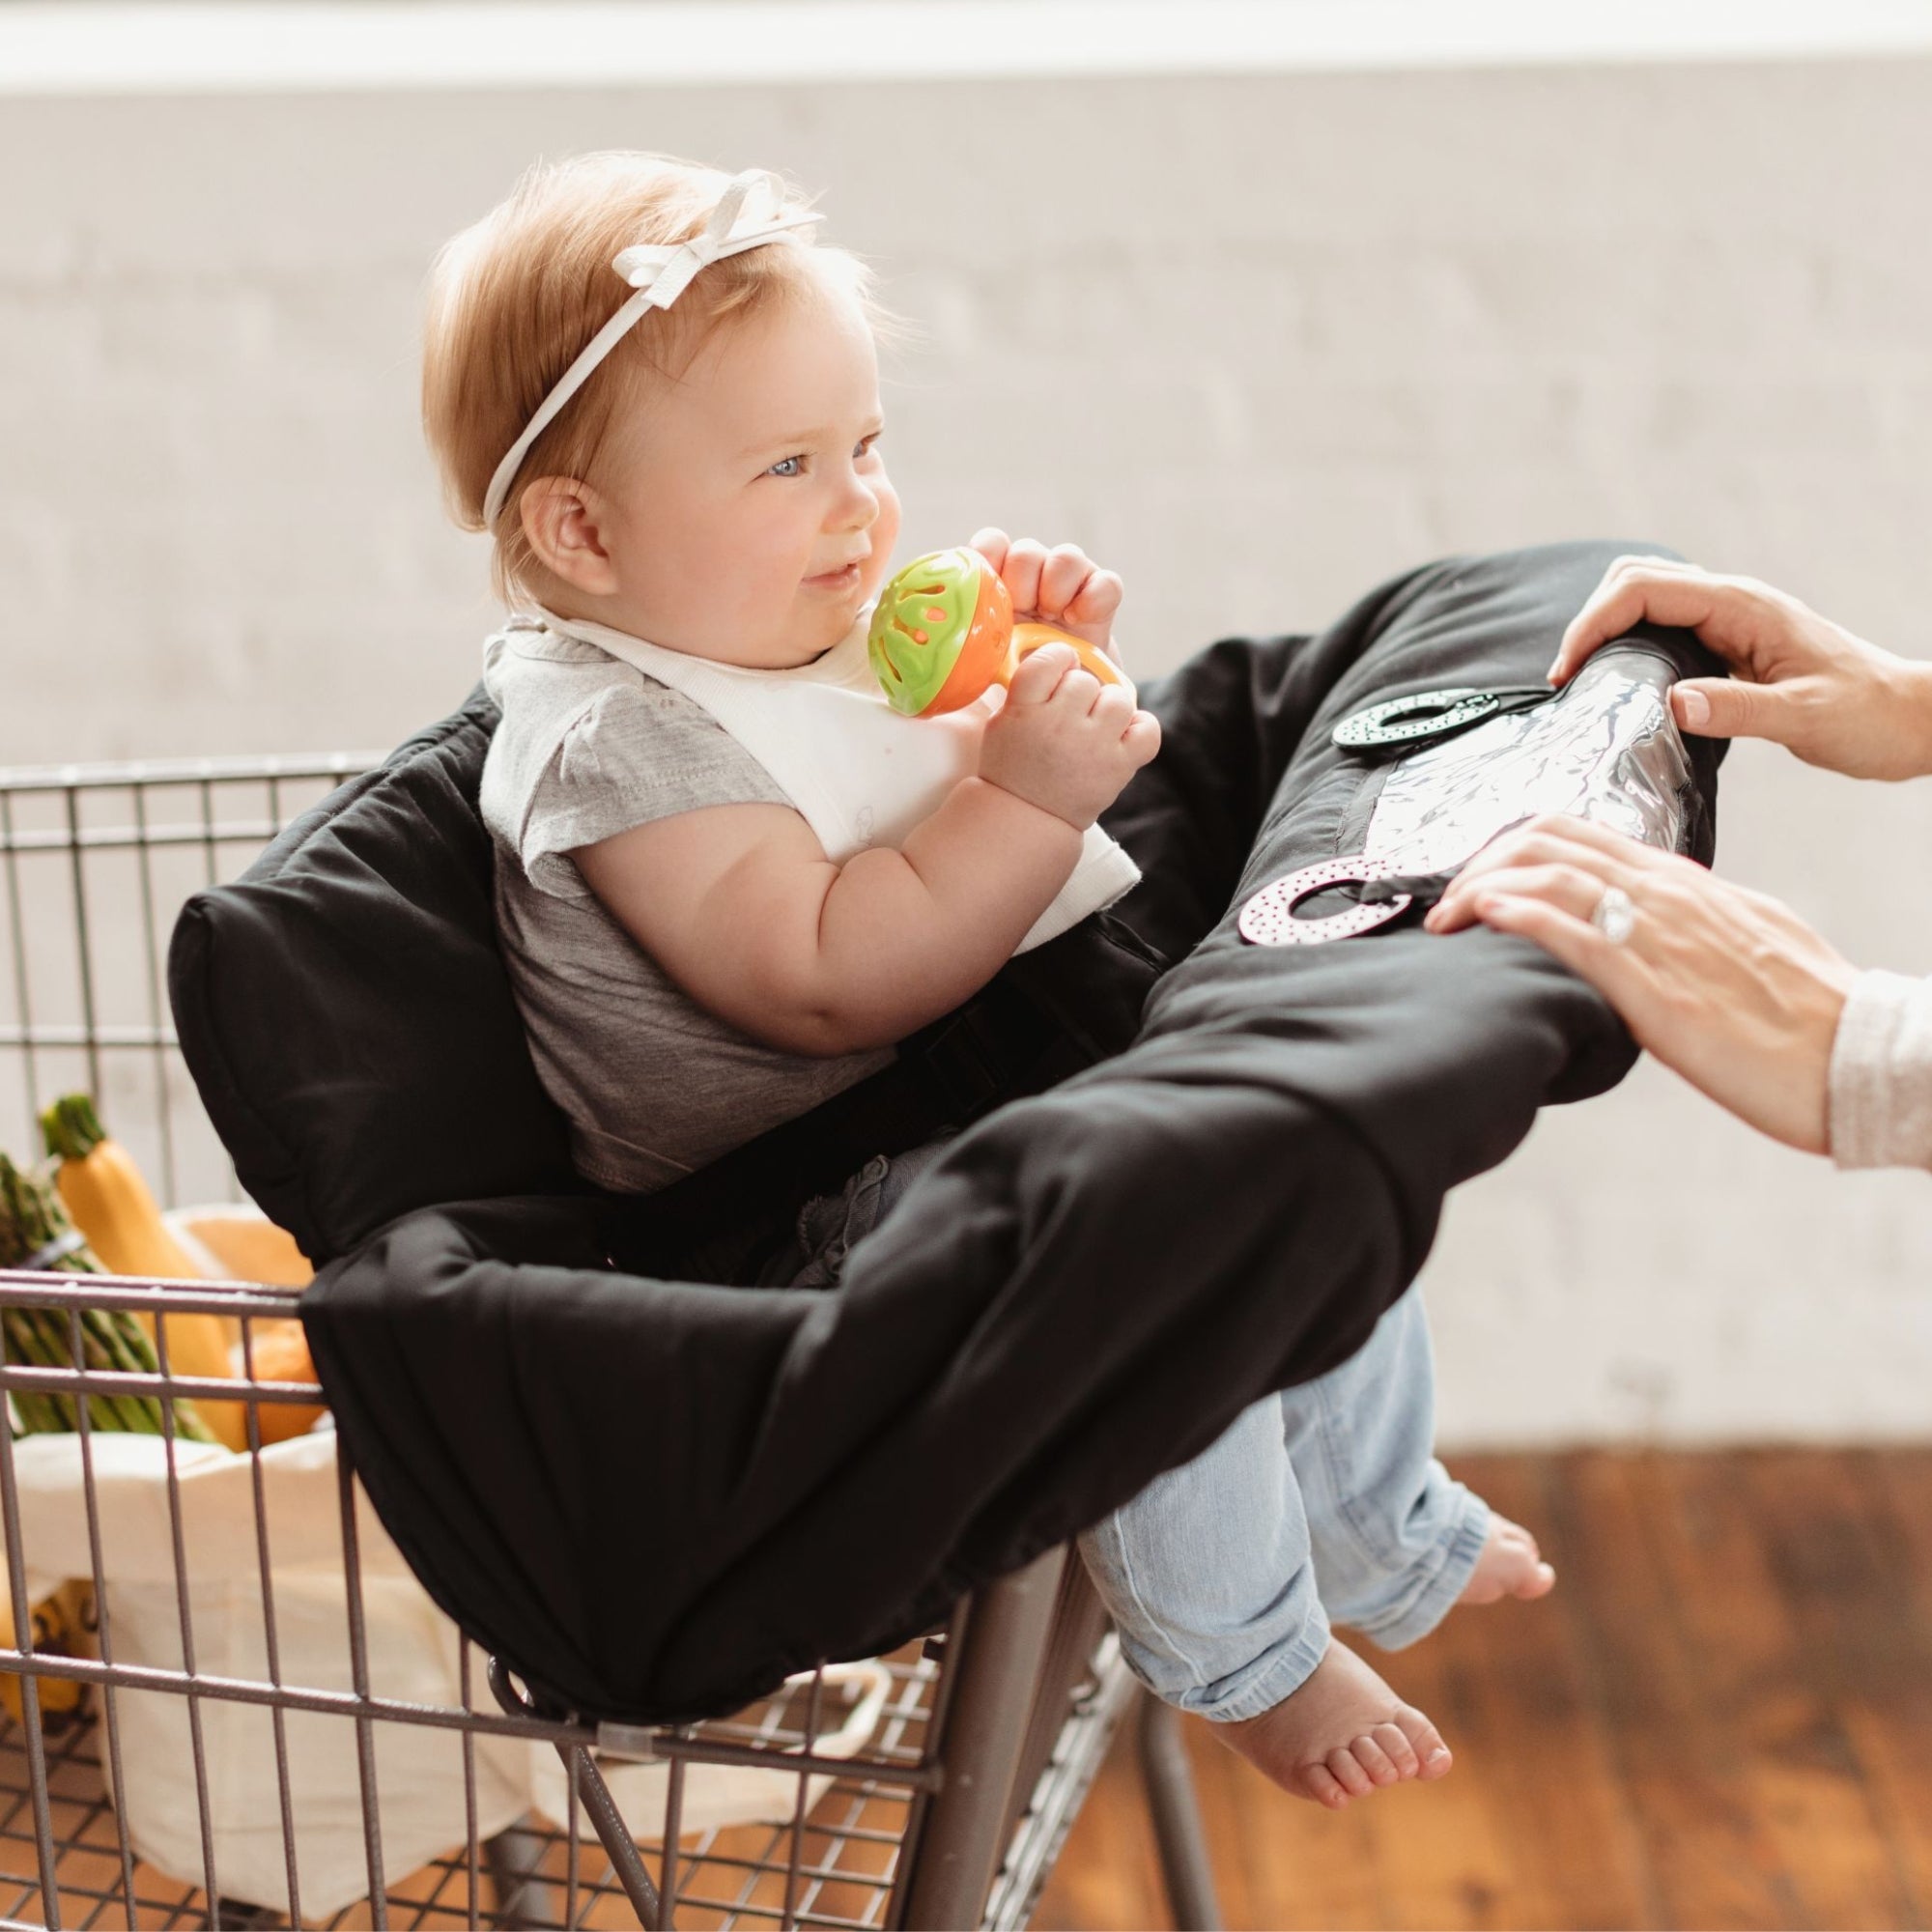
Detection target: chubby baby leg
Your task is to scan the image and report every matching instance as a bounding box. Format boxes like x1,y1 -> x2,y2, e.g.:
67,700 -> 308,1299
1078,1395 -> 1451,1806
1287,1286 -> 1552,1649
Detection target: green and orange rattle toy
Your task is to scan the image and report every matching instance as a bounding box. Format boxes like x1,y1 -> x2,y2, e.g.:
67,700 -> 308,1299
867,547 -> 1135,718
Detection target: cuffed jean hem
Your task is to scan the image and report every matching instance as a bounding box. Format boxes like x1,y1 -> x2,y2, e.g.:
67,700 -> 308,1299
1120,1599 -> 1334,1726
1344,1490 -> 1492,1653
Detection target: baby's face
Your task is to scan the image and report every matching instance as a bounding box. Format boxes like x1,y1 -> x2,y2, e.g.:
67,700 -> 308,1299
591,257 -> 900,668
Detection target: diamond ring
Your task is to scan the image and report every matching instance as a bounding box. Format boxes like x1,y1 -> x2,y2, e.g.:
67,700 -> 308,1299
1591,884 -> 1636,946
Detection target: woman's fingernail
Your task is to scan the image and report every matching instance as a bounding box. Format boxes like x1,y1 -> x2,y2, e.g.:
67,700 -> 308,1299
1677,686 -> 1711,728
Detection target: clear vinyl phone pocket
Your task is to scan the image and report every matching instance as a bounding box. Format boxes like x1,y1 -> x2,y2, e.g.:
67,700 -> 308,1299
1239,645 -> 1694,947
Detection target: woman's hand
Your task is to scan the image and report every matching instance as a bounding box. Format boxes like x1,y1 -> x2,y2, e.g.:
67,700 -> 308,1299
971,527 -> 1123,662
1548,554 -> 1932,782
1425,814 -> 1858,1152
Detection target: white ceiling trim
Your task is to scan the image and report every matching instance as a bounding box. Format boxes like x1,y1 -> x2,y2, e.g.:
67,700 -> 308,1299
5,0 -> 1932,98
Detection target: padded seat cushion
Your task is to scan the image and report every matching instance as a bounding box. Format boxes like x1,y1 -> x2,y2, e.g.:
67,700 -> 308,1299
168,687 -> 585,1265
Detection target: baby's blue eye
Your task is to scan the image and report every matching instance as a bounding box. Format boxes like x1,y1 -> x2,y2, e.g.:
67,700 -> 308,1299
768,455 -> 805,478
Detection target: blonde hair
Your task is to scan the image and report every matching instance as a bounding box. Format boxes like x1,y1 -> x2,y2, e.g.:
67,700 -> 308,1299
422,151 -> 877,603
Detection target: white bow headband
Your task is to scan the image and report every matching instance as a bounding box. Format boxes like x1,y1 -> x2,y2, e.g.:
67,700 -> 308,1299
481,169 -> 824,528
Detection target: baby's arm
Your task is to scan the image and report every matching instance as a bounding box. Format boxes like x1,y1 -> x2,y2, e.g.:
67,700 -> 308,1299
576,643 -> 1158,1056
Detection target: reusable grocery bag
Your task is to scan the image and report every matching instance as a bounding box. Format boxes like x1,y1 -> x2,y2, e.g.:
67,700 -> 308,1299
5,1429 -> 529,1918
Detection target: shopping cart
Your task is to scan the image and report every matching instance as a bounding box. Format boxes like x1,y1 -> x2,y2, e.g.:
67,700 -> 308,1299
0,755 -> 1222,1931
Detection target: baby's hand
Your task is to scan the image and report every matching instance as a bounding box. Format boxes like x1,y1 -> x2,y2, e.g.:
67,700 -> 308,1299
979,643 -> 1161,830
971,528 -> 1123,662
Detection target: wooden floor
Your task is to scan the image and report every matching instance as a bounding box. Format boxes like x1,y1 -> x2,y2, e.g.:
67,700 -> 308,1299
1035,1450 -> 1932,1932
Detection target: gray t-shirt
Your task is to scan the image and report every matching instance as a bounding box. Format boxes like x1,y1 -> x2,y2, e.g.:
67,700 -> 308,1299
479,620 -> 895,1193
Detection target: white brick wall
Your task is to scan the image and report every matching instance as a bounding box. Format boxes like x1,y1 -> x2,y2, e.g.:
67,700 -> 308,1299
4,56 -> 1930,1441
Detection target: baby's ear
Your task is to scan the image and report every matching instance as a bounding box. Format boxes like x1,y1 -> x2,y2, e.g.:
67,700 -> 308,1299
520,476 -> 619,595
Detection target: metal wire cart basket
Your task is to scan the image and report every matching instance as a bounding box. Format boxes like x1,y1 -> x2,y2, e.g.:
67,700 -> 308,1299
0,756 -> 1220,1931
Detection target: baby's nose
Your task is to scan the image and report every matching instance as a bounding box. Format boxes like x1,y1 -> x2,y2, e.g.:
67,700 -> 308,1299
837,481 -> 879,529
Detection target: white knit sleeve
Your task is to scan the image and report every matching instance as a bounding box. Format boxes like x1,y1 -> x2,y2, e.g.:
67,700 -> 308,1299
1828,969 -> 1932,1171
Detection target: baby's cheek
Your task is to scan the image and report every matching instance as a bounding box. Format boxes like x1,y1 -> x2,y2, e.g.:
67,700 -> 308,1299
866,484 -> 903,591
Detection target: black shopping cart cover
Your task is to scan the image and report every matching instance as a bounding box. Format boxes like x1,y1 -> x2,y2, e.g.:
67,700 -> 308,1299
174,541 -> 1724,1725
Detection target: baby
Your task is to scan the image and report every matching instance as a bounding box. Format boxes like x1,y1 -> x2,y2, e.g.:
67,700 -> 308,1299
423,151 -> 1553,1808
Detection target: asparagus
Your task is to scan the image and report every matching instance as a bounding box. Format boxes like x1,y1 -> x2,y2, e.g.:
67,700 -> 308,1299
0,1152 -> 214,1441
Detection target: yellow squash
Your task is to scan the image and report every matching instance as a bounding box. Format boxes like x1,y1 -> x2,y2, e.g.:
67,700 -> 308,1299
0,1580 -> 90,1729
41,1095 -> 249,1452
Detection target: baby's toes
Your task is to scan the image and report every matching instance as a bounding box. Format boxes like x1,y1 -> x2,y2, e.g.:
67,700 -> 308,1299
1370,1720 -> 1420,1780
1349,1734 -> 1402,1788
1512,1529 -> 1553,1574
1505,1533 -> 1557,1595
1300,1763 -> 1350,1809
1397,1707 -> 1454,1780
1324,1747 -> 1375,1800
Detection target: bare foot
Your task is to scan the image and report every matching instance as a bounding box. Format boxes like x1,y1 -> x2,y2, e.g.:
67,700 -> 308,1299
1218,1637 -> 1452,1809
1459,1514 -> 1556,1606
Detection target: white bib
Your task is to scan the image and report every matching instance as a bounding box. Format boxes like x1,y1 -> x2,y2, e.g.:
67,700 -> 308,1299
536,608 -> 1142,953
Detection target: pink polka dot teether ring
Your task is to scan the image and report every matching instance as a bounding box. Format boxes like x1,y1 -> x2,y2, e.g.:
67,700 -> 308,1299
1237,855 -> 1414,947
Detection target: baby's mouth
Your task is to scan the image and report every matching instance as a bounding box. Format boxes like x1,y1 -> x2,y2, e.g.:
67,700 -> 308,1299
802,560 -> 865,592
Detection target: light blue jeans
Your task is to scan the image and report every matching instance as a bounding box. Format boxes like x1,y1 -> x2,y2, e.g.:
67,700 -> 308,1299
774,1146 -> 1486,1727
1076,1286 -> 1489,1722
